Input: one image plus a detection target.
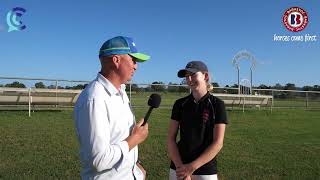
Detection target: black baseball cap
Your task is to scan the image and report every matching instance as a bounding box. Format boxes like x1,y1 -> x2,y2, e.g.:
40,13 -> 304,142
177,61 -> 208,78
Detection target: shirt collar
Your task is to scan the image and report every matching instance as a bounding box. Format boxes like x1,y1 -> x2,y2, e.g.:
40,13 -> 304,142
96,73 -> 126,96
190,91 -> 210,103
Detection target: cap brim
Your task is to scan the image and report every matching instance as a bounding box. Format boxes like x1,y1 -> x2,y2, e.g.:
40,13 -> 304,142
177,68 -> 199,78
129,53 -> 150,62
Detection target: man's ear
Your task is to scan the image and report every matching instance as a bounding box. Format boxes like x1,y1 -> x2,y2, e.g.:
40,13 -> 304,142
112,55 -> 121,68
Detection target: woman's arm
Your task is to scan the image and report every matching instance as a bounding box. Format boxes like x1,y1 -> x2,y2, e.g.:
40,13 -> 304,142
167,120 -> 183,167
176,124 -> 226,176
191,124 -> 226,170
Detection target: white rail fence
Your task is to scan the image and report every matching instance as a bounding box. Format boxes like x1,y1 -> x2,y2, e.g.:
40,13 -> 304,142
0,76 -> 319,116
0,87 -> 81,117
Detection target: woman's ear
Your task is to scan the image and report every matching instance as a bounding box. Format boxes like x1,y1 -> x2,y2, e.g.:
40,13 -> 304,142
204,72 -> 209,82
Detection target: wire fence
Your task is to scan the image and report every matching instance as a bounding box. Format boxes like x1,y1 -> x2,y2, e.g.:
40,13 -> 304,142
126,85 -> 320,110
1,77 -> 320,110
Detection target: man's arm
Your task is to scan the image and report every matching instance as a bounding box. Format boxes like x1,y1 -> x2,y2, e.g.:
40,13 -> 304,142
75,99 -> 129,172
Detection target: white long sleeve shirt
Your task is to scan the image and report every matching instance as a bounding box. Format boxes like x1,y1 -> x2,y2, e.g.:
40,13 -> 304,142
74,73 -> 143,180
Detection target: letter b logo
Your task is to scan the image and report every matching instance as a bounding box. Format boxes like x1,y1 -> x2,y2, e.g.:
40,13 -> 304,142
290,14 -> 301,26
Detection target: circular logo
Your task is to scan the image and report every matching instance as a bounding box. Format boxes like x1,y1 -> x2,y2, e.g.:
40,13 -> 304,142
282,7 -> 308,32
6,7 -> 27,32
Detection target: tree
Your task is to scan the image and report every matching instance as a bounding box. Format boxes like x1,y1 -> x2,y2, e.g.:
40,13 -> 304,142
48,85 -> 65,89
35,82 -> 46,88
211,82 -> 223,93
229,84 -> 239,94
257,84 -> 270,89
273,83 -> 283,90
284,83 -> 296,90
126,83 -> 139,91
256,84 -> 271,95
65,84 -> 87,89
177,80 -> 189,93
72,84 -> 87,89
5,81 -> 26,88
231,84 -> 239,88
302,86 -> 313,91
168,82 -> 179,92
282,83 -> 296,98
212,82 -> 219,87
48,85 -> 55,89
150,81 -> 166,92
313,85 -> 320,91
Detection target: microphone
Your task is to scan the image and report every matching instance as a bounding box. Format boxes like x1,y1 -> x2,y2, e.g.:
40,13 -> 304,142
142,93 -> 161,126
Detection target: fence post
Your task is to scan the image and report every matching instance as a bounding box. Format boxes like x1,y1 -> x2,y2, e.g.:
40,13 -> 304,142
272,90 -> 274,108
28,88 -> 31,117
242,97 -> 245,112
306,92 -> 309,109
55,80 -> 58,108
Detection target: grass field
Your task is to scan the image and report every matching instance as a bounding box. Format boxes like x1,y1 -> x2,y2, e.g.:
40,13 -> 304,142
0,108 -> 319,179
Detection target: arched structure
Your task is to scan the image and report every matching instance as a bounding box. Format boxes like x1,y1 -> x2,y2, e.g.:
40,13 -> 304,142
232,50 -> 256,94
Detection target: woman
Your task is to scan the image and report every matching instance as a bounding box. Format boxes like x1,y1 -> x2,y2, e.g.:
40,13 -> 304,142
167,61 -> 228,180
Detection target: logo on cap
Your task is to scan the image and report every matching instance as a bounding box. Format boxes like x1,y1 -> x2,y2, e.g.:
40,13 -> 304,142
283,7 -> 308,32
6,7 -> 27,32
186,62 -> 194,68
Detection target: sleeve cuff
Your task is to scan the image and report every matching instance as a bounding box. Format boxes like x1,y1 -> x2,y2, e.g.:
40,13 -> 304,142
118,140 -> 129,156
114,141 -> 129,171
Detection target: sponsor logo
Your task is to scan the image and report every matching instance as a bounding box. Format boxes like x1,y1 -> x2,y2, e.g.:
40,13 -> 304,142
283,7 -> 308,32
6,7 -> 27,32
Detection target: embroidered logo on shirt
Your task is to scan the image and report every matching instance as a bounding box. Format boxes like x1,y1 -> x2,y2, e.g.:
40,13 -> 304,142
202,108 -> 209,123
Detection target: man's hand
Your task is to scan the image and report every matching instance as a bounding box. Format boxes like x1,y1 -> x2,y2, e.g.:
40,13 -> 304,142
126,119 -> 149,150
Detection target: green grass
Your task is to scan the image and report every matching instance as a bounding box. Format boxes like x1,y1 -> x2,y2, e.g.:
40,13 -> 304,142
273,99 -> 320,108
219,109 -> 320,180
0,109 -> 319,179
0,111 -> 79,179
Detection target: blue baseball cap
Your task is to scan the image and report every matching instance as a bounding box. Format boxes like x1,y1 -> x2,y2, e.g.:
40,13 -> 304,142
99,36 -> 150,62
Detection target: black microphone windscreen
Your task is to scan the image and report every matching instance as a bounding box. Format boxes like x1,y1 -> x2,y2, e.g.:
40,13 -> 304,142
147,93 -> 161,108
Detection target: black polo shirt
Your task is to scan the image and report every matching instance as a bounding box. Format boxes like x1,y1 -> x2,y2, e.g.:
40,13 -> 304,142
170,92 -> 228,175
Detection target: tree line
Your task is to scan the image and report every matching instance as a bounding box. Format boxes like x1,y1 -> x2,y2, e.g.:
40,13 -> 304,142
1,81 -> 320,92
0,81 -> 86,89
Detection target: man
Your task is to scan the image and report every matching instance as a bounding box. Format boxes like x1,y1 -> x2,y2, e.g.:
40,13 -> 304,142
74,36 -> 150,179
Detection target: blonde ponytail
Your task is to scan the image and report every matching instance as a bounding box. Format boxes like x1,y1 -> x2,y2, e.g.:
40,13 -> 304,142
207,82 -> 214,92
206,72 -> 214,92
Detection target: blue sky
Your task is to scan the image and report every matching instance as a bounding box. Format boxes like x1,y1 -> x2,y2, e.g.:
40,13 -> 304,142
0,0 -> 319,87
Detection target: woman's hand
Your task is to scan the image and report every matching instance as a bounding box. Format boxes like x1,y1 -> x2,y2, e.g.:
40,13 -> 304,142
176,163 -> 196,180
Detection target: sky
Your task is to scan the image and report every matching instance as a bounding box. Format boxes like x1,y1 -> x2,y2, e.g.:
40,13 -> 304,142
0,0 -> 319,87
